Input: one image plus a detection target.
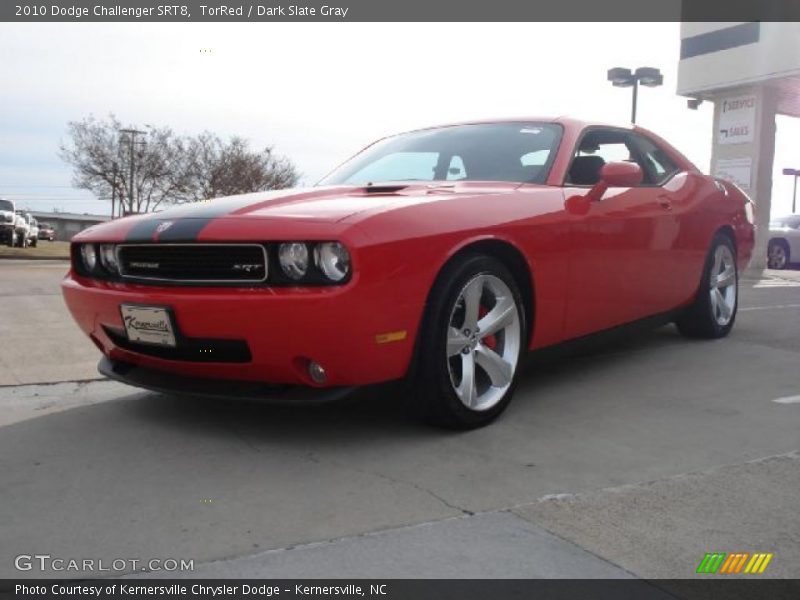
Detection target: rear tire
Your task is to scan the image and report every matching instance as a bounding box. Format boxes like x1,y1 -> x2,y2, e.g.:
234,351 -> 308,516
767,239 -> 790,270
410,254 -> 526,429
676,233 -> 738,339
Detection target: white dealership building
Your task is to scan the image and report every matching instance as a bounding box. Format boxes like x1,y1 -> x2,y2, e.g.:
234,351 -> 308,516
677,22 -> 800,270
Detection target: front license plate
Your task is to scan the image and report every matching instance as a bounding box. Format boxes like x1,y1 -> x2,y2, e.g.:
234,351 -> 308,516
120,304 -> 177,347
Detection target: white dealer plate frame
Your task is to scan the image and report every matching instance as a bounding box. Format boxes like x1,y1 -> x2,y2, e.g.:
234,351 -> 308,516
120,304 -> 177,347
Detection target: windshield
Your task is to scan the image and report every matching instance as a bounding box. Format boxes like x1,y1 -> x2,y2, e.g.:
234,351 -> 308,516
319,123 -> 562,186
0,200 -> 13,211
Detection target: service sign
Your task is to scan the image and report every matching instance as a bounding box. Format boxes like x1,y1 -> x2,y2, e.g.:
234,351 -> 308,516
718,95 -> 756,145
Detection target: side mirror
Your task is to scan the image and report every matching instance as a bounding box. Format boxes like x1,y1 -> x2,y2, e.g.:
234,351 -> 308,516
600,161 -> 643,187
566,161 -> 644,214
565,194 -> 591,215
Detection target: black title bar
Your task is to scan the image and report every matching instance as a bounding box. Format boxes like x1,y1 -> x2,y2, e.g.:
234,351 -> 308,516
3,0 -> 800,22
3,579 -> 800,600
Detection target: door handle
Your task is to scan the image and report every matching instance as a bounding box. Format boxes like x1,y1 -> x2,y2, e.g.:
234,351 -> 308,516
658,195 -> 673,210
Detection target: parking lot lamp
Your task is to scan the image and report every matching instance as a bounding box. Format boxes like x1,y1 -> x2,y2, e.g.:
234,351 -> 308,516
607,66 -> 663,124
782,168 -> 799,213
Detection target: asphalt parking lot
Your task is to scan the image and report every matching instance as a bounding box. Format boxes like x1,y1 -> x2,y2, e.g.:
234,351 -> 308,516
1,259 -> 799,580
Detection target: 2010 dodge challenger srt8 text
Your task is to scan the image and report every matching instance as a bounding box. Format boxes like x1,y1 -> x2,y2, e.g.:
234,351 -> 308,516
62,118 -> 755,428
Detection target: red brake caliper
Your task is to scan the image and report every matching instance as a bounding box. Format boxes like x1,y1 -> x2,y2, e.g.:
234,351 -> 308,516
478,305 -> 498,350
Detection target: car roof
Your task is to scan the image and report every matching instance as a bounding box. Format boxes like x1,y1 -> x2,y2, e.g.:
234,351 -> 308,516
405,116 -> 635,131
392,116 -> 668,143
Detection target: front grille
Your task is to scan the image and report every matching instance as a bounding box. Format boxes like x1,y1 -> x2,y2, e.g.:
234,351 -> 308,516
118,244 -> 268,283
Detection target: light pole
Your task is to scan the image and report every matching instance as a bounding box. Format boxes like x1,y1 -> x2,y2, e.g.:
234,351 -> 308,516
607,67 -> 663,124
119,128 -> 147,214
782,168 -> 799,214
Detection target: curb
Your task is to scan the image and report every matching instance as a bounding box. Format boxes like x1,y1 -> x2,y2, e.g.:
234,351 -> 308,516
0,255 -> 69,261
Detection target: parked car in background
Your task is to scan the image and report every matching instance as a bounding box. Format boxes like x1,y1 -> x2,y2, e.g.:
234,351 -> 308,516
0,198 -> 17,246
62,118 -> 755,429
38,222 -> 56,241
13,210 -> 31,248
768,214 -> 800,269
27,217 -> 39,247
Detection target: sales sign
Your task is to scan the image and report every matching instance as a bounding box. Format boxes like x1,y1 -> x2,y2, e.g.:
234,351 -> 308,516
718,95 -> 756,145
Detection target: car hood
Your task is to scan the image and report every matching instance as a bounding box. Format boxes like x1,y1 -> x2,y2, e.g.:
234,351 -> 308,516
74,181 -> 536,243
161,183 -> 520,222
78,183 -> 523,240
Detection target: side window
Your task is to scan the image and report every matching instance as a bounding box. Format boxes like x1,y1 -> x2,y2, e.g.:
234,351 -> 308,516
577,141 -> 631,163
631,134 -> 679,184
567,129 -> 643,186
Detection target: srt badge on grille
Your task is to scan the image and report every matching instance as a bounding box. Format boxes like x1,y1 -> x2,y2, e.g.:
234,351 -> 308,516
129,262 -> 160,269
232,264 -> 263,273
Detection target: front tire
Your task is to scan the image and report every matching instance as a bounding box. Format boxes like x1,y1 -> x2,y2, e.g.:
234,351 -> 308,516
411,254 -> 526,429
676,233 -> 738,339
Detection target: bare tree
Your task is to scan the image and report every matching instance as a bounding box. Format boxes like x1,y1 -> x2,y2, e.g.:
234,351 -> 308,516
60,115 -> 187,215
180,133 -> 299,203
60,115 -> 299,214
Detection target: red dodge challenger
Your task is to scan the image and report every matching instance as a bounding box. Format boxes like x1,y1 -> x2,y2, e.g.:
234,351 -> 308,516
62,118 -> 755,428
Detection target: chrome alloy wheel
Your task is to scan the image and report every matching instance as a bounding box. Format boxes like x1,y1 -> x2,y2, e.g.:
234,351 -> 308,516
709,244 -> 737,326
446,274 -> 521,411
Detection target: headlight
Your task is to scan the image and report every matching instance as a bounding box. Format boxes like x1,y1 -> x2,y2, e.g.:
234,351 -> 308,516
278,242 -> 309,280
80,244 -> 98,272
314,242 -> 351,282
99,244 -> 119,273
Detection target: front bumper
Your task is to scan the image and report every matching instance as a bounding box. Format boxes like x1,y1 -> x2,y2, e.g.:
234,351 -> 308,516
61,271 -> 422,388
99,357 -> 354,403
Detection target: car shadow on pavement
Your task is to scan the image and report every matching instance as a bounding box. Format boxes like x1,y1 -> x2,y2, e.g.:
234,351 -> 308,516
120,324 -> 690,440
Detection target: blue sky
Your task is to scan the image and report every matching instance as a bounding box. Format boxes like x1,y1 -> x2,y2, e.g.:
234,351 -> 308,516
1,22 -> 797,216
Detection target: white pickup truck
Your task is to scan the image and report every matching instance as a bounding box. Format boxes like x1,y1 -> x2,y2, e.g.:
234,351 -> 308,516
27,216 -> 39,247
0,198 -> 23,247
13,210 -> 34,248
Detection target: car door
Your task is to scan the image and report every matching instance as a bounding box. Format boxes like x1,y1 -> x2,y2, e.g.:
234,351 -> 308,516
562,128 -> 681,339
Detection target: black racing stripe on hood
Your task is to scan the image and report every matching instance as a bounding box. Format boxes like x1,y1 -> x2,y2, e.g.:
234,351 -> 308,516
155,218 -> 219,242
123,195 -> 271,242
124,216 -> 220,242
124,217 -> 164,242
